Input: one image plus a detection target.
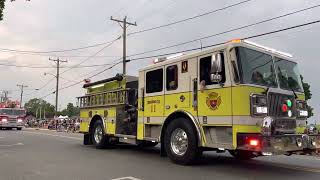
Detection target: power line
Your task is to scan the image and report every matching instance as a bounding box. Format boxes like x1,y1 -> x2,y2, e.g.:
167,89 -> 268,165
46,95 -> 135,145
31,36 -> 121,95
127,4 -> 320,58
0,36 -> 122,54
0,62 -> 112,69
0,49 -> 122,58
39,19 -> 320,99
129,19 -> 320,61
38,61 -> 122,99
59,36 -> 121,75
128,0 -> 253,36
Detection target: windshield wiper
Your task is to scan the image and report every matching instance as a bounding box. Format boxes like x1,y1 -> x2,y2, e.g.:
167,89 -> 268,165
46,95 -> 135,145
291,88 -> 298,99
263,87 -> 269,95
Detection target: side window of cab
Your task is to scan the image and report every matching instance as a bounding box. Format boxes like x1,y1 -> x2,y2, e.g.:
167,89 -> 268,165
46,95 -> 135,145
166,65 -> 178,91
146,68 -> 163,94
199,52 -> 226,86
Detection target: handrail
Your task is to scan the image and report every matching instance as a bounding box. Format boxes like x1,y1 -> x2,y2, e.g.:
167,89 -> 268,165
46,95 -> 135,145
77,89 -> 131,108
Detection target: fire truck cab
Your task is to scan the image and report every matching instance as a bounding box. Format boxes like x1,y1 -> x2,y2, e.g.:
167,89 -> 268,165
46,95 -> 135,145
0,108 -> 26,130
78,40 -> 320,165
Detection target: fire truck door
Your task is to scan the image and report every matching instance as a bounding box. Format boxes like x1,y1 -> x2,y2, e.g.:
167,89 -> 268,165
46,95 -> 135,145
164,58 -> 197,117
197,52 -> 233,147
144,67 -> 165,125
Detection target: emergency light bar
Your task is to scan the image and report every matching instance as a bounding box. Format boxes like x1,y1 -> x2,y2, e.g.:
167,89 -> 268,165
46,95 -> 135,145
153,53 -> 184,64
243,40 -> 293,58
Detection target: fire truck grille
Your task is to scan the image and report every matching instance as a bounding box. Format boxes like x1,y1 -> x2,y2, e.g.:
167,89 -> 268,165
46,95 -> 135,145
8,118 -> 17,123
267,93 -> 295,117
273,119 -> 296,134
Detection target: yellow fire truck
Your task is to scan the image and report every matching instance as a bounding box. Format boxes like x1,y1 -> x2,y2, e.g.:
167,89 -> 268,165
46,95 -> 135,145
78,39 -> 320,165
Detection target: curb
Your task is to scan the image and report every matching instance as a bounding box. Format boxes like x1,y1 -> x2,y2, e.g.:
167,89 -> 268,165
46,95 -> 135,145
25,128 -> 50,131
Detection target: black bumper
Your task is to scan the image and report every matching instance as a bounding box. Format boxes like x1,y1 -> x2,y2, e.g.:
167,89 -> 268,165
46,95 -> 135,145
237,133 -> 320,155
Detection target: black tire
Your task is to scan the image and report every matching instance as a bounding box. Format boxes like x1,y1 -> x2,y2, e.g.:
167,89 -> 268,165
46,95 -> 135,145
17,128 -> 22,131
164,118 -> 201,165
229,150 -> 256,160
91,120 -> 109,149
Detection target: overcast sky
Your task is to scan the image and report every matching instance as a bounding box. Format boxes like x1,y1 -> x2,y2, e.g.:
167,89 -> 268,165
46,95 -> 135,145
0,0 -> 319,122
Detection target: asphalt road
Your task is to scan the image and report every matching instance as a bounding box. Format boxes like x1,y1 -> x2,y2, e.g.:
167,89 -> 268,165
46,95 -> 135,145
0,129 -> 319,180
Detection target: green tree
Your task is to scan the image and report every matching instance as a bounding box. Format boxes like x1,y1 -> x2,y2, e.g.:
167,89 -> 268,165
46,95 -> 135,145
0,0 -> 30,21
301,75 -> 313,118
24,98 -> 55,118
60,103 -> 79,117
0,0 -> 5,21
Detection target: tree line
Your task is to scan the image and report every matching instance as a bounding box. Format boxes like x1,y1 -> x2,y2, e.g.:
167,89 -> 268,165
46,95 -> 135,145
24,98 -> 79,118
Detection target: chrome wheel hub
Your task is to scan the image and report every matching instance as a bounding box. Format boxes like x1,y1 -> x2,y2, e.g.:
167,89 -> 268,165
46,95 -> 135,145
170,128 -> 188,156
94,126 -> 103,144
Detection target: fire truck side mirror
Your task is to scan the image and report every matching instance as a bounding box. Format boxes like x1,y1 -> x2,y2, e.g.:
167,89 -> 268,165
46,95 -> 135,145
210,53 -> 223,83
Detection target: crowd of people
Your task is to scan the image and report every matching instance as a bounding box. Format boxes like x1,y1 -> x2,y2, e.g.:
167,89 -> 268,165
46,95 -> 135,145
26,118 -> 80,133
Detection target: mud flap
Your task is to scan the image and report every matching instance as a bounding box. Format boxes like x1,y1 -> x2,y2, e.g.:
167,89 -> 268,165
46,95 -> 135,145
160,143 -> 167,157
83,133 -> 92,145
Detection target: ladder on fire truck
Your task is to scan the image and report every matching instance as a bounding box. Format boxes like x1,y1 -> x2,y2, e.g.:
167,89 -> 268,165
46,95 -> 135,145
77,88 -> 131,108
78,88 -> 139,144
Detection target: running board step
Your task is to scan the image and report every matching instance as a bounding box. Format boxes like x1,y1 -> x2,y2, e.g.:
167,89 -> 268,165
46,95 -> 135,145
116,134 -> 137,145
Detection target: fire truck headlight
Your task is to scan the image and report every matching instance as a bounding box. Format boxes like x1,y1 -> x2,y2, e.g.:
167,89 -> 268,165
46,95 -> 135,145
299,110 -> 308,117
256,106 -> 268,114
17,119 -> 23,123
296,101 -> 308,118
1,118 -> 8,123
251,94 -> 268,116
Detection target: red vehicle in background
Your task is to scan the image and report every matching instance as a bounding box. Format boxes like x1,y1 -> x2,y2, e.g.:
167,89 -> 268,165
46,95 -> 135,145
0,101 -> 26,130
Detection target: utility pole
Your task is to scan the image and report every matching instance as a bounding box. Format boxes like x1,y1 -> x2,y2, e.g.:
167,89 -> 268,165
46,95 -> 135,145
39,106 -> 42,120
111,16 -> 137,76
17,84 -> 28,108
49,58 -> 67,117
0,90 -> 10,103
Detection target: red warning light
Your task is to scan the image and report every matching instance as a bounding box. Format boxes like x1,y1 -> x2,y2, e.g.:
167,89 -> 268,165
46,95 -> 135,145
281,104 -> 288,112
249,139 -> 259,147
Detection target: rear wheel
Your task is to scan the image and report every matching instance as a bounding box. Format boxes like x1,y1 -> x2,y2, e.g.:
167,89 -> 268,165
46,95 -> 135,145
229,150 -> 256,160
91,120 -> 109,149
164,118 -> 201,165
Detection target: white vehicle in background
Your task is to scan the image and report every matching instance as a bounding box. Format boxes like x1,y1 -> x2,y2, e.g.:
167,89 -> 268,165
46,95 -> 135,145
0,108 -> 26,130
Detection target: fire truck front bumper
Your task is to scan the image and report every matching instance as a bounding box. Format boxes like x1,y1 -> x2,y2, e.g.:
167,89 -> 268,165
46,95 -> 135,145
0,122 -> 24,128
237,133 -> 320,155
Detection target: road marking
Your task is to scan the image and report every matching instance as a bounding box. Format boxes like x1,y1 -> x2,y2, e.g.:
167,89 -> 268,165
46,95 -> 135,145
111,177 -> 141,180
23,131 -> 82,140
0,143 -> 24,147
19,131 -> 320,174
248,161 -> 320,173
291,155 -> 320,161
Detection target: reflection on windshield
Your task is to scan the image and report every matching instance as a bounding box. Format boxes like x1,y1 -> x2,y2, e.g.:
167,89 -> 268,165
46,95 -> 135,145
236,47 -> 304,92
274,57 -> 303,92
236,47 -> 277,87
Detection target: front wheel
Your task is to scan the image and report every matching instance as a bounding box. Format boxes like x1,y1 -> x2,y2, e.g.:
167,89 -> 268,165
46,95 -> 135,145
92,120 -> 109,149
17,128 -> 22,130
164,118 -> 201,165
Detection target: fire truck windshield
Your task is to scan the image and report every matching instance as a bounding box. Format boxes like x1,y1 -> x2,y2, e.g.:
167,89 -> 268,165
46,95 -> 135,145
235,46 -> 277,87
235,46 -> 303,92
0,109 -> 26,116
274,57 -> 303,92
